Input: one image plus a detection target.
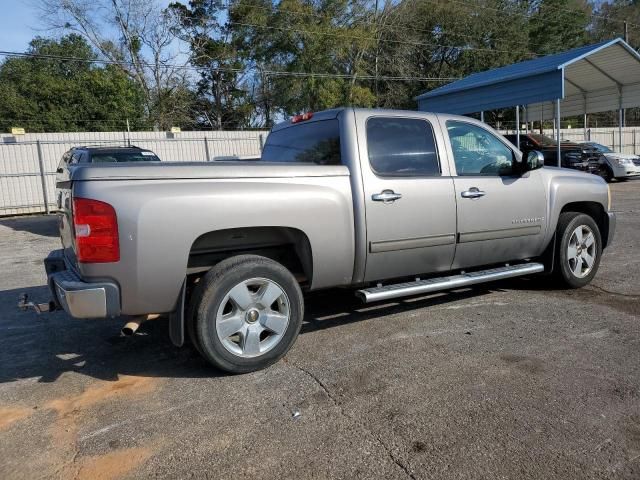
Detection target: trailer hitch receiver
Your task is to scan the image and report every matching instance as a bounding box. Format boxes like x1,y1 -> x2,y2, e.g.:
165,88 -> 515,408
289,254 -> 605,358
18,293 -> 58,314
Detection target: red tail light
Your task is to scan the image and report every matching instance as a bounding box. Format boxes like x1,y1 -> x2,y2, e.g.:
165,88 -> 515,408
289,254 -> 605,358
73,198 -> 120,263
291,112 -> 313,123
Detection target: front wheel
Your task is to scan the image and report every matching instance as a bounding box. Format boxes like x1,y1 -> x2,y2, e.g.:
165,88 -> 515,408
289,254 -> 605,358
189,255 -> 304,373
553,212 -> 602,288
599,165 -> 614,183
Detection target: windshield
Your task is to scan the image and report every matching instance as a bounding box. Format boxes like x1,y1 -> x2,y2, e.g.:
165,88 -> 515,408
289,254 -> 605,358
585,142 -> 613,153
91,151 -> 160,163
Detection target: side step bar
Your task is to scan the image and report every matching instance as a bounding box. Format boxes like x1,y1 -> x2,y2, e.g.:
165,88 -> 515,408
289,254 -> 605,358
356,262 -> 544,303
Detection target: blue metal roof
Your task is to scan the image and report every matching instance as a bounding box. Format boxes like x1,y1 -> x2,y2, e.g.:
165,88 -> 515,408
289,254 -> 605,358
416,38 -> 638,115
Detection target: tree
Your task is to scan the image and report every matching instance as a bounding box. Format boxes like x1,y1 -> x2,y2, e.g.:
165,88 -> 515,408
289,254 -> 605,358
528,0 -> 593,55
0,35 -> 144,132
37,0 -> 193,129
169,0 -> 254,129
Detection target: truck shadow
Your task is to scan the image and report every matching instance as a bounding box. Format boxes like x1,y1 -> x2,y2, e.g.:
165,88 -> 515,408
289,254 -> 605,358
0,281 -> 520,384
0,285 -> 217,384
0,214 -> 60,237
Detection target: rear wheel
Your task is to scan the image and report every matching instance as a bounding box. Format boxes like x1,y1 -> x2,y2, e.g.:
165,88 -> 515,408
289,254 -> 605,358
189,255 -> 304,373
553,212 -> 602,288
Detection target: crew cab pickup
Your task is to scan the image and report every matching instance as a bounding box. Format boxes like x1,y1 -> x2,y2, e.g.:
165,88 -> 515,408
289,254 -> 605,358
34,108 -> 615,373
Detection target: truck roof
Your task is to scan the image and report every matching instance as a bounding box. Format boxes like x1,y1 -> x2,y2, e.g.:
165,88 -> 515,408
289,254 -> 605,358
270,107 -> 487,132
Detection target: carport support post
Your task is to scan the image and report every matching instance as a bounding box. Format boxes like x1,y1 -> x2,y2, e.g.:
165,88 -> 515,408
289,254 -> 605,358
203,136 -> 210,161
619,106 -> 623,153
556,99 -> 561,167
36,140 -> 50,215
515,105 -> 520,149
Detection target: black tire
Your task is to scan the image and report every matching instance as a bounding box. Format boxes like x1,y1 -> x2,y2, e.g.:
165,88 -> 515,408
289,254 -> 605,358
189,255 -> 304,373
553,212 -> 602,288
599,165 -> 614,183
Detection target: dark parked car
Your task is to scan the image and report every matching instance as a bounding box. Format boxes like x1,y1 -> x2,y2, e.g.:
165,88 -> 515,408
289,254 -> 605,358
55,146 -> 161,209
504,134 -> 598,172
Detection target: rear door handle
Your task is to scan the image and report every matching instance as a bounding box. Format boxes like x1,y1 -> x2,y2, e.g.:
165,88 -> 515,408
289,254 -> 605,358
461,187 -> 486,199
372,190 -> 402,203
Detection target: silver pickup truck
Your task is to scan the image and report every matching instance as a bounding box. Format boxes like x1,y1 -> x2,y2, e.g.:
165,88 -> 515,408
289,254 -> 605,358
32,108 -> 615,373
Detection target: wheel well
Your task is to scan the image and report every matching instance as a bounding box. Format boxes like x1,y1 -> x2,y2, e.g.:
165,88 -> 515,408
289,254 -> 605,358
187,227 -> 313,286
559,201 -> 610,248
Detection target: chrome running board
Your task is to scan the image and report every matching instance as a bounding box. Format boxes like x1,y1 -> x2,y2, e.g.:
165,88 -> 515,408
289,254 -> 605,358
356,263 -> 544,303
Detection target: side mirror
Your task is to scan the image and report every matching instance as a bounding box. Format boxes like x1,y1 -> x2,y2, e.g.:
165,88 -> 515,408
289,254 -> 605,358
525,150 -> 545,171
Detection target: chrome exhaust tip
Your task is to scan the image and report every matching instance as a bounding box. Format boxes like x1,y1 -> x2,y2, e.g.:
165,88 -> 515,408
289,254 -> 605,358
121,314 -> 160,336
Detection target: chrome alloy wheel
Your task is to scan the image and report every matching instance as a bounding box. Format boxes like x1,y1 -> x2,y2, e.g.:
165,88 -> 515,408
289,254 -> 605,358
215,278 -> 290,358
567,225 -> 597,278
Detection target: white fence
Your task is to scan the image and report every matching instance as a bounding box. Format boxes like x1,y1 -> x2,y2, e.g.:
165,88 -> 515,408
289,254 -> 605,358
2,126 -> 639,217
0,130 -> 268,216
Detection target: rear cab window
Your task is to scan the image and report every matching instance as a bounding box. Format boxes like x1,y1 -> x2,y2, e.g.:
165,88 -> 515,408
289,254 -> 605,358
366,117 -> 440,177
261,120 -> 341,165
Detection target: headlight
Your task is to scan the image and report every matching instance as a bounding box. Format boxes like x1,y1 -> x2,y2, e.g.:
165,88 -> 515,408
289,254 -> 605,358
609,156 -> 632,166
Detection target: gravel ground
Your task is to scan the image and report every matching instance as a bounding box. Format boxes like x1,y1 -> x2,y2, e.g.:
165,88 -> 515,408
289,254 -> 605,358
0,180 -> 638,480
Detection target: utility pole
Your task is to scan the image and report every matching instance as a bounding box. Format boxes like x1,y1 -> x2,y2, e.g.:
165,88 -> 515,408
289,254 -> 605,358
623,22 -> 628,127
624,21 -> 628,42
374,0 -> 379,107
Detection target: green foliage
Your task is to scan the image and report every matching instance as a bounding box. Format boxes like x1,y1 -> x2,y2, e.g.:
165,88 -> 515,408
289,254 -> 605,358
0,35 -> 145,132
12,0 -> 640,130
529,0 -> 592,55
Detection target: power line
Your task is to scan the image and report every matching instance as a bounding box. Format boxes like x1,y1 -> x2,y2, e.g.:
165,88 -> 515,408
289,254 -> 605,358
0,50 -> 459,82
224,0 -> 640,35
224,0 -> 635,60
228,20 -> 540,56
440,0 -> 640,29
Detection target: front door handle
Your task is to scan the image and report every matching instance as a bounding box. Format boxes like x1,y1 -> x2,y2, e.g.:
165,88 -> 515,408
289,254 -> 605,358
461,187 -> 486,199
372,190 -> 402,203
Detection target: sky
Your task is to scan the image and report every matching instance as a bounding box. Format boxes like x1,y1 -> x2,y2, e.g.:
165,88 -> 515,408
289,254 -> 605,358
0,0 -> 177,54
0,1 -> 42,52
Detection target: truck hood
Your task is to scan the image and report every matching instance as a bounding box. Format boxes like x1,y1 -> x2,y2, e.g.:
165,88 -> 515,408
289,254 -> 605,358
69,162 -> 350,181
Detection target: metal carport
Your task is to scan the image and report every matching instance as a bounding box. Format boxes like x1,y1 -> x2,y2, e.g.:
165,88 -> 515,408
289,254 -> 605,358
416,38 -> 640,165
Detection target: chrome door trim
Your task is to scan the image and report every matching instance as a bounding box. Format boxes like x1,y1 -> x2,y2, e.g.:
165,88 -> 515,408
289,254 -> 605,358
458,225 -> 541,243
370,233 -> 456,253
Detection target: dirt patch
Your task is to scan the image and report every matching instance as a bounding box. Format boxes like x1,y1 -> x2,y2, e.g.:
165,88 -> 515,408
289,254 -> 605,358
500,354 -> 545,374
42,375 -> 159,477
0,406 -> 32,431
75,446 -> 153,480
557,287 -> 640,317
46,375 -> 157,417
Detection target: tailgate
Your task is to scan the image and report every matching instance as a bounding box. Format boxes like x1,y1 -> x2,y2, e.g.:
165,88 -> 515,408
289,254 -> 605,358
56,178 -> 79,269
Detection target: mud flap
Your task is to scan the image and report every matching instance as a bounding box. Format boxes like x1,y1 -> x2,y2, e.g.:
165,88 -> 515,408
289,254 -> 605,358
540,232 -> 557,274
169,279 -> 186,347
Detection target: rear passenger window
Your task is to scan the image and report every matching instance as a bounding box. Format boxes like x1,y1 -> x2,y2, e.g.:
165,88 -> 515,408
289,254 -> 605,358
261,119 -> 341,165
366,117 -> 440,177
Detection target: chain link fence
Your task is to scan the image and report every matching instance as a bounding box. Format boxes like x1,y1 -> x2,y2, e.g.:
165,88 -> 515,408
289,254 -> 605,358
0,130 -> 268,216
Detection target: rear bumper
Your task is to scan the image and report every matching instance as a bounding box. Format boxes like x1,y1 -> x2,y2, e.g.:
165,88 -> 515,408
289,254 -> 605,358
45,250 -> 120,319
606,212 -> 616,248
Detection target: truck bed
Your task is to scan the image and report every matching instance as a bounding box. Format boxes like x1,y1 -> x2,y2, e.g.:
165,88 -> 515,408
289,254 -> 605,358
69,162 -> 350,181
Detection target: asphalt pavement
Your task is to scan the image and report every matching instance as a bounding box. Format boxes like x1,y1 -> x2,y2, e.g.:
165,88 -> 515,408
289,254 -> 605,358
0,180 -> 638,480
